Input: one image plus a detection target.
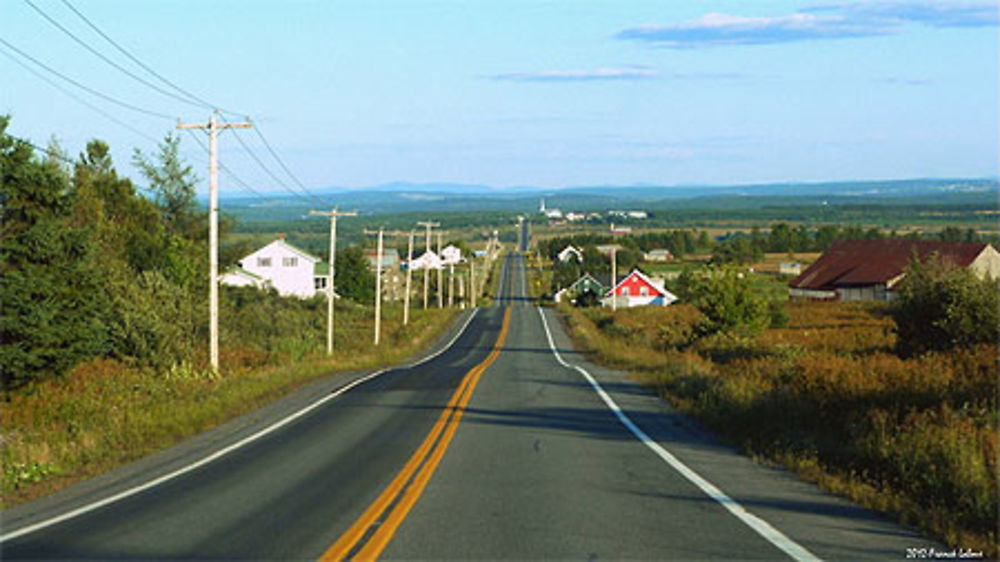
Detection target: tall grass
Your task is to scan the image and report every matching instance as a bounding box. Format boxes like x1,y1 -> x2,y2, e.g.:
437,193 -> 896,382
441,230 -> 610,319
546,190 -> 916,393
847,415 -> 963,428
560,301 -> 998,555
0,299 -> 458,507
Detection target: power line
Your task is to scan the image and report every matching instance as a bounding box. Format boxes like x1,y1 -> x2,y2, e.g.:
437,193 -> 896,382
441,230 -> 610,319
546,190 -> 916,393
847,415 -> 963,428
222,119 -> 321,205
183,128 -> 269,200
0,46 -> 161,145
0,36 -> 174,120
24,0 -> 209,110
57,0 -> 245,118
250,122 -> 314,195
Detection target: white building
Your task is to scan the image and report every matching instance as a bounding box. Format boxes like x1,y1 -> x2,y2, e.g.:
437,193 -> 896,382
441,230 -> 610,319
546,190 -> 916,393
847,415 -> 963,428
441,245 -> 464,265
221,237 -> 328,298
557,245 -> 583,263
408,250 -> 443,270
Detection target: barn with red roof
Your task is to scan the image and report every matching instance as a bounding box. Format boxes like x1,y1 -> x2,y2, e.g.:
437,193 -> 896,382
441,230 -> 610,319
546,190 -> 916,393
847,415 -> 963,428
788,240 -> 999,302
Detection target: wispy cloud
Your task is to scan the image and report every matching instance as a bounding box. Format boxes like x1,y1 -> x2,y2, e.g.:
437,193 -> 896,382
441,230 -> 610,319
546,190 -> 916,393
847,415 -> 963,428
617,1 -> 997,48
492,66 -> 657,82
876,76 -> 934,86
804,2 -> 999,28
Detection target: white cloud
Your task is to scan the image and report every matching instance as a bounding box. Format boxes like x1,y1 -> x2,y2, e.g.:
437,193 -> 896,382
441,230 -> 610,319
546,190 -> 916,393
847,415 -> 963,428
617,1 -> 997,48
493,66 -> 657,82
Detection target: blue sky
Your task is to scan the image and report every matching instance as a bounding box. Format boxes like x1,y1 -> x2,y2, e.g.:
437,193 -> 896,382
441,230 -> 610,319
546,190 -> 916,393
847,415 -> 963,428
2,1 -> 997,195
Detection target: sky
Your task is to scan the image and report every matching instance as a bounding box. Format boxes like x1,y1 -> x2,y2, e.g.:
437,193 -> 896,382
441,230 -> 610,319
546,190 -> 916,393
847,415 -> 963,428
2,0 -> 998,197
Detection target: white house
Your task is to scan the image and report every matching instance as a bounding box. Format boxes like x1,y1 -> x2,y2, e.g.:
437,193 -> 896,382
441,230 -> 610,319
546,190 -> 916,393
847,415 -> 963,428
644,248 -> 674,262
408,250 -> 443,270
221,237 -> 328,299
441,245 -> 463,265
557,245 -> 583,264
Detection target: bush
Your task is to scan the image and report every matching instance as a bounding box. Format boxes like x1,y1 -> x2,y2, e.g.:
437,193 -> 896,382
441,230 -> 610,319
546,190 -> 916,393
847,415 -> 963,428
893,254 -> 999,355
677,266 -> 769,336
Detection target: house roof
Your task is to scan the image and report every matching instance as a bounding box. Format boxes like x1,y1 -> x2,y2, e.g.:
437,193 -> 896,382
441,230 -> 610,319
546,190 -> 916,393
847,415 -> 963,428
223,266 -> 264,281
605,269 -> 672,298
790,240 -> 990,290
569,272 -> 604,291
249,238 -> 322,263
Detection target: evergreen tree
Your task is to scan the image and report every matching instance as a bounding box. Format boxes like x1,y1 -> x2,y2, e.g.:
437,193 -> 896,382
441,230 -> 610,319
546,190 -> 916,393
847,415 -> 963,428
335,245 -> 375,304
0,117 -> 108,387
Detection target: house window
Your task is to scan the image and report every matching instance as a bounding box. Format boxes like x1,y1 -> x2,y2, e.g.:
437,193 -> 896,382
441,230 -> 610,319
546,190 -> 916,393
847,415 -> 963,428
283,257 -> 298,267
640,286 -> 648,296
315,277 -> 327,290
621,287 -> 629,296
257,257 -> 272,267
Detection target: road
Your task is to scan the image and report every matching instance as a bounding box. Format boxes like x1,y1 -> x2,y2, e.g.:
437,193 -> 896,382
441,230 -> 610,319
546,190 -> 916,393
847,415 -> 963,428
2,253 -> 935,560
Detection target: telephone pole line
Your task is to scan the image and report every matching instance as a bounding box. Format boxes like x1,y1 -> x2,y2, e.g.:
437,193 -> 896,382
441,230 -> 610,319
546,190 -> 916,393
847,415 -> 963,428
436,231 -> 444,308
309,208 -> 356,355
404,230 -> 414,325
362,229 -> 385,345
177,112 -> 251,374
416,221 -> 439,309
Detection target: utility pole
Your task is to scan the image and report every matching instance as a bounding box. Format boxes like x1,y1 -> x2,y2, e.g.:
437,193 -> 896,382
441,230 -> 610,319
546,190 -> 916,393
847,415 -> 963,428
611,246 -> 618,312
436,231 -> 444,308
309,208 -> 356,355
416,221 -> 439,309
363,228 -> 385,345
404,230 -> 414,325
177,112 -> 251,374
470,257 -> 476,309
448,262 -> 455,308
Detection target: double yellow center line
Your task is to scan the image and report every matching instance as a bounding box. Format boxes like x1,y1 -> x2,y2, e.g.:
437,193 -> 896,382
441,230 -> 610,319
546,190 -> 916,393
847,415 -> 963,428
321,306 -> 512,561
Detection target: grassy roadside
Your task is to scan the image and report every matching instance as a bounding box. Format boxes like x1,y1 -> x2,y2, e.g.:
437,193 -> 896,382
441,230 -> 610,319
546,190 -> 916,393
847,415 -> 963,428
0,302 -> 459,508
556,302 -> 997,557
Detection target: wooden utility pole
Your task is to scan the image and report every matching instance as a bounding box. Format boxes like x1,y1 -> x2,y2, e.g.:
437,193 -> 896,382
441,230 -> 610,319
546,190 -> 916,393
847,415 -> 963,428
363,228 -> 385,345
177,112 -> 251,374
309,208 -> 356,355
611,246 -> 618,312
436,231 -> 444,308
416,221 -> 439,309
448,263 -> 455,308
404,230 -> 414,325
470,257 -> 476,309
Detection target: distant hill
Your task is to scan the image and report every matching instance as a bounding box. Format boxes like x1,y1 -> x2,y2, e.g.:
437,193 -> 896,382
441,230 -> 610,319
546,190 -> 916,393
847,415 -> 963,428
219,178 -> 997,222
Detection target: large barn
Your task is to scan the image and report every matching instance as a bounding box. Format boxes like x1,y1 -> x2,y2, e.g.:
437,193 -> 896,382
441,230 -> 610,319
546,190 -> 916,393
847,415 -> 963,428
788,240 -> 999,302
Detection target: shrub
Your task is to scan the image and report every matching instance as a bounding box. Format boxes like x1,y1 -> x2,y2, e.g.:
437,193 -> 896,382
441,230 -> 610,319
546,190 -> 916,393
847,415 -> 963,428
893,254 -> 999,355
677,266 -> 769,336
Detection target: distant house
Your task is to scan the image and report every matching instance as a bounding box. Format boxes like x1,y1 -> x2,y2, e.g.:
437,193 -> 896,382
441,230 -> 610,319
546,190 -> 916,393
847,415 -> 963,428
365,248 -> 400,271
221,237 -> 328,298
789,240 -> 1000,302
779,262 -> 803,276
644,248 -> 674,262
554,272 -> 606,304
557,245 -> 583,264
441,245 -> 463,265
610,223 -> 632,236
408,250 -> 443,271
565,212 -> 586,222
602,269 -> 678,308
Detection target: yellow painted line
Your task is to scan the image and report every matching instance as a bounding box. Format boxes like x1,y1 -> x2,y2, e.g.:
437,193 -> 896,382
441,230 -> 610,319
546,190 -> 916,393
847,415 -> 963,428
321,306 -> 512,561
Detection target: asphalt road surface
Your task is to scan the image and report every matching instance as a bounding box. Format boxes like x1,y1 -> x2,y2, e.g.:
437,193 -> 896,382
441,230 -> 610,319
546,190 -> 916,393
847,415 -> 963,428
1,253 -> 937,560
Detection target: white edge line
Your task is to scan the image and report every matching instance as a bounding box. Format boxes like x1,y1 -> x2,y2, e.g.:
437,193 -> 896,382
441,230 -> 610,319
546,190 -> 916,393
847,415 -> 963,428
536,307 -> 821,562
0,308 -> 480,543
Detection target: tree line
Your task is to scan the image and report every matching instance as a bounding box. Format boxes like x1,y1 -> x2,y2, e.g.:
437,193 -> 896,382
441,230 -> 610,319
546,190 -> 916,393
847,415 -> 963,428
0,118 -> 374,389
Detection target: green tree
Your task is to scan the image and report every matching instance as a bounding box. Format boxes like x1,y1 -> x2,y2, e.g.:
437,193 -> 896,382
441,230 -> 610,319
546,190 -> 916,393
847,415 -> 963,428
892,254 -> 999,355
0,118 -> 109,387
677,265 -> 770,336
132,133 -> 201,240
335,245 -> 375,303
